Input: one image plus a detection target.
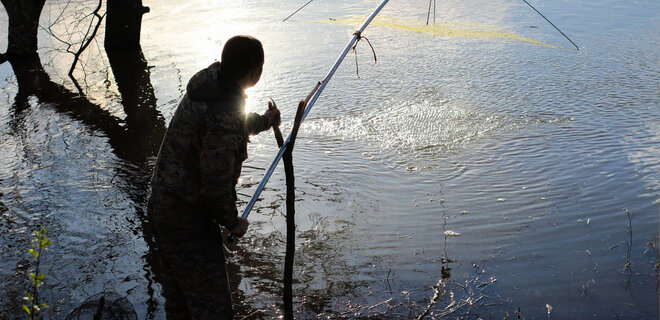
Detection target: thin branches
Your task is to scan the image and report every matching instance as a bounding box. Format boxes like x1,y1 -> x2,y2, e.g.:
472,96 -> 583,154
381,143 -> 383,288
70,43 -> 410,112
67,0 -> 105,93
416,279 -> 444,320
39,0 -> 106,93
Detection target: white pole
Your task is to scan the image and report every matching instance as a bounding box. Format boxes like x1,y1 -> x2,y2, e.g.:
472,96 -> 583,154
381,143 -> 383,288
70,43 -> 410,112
229,0 -> 390,242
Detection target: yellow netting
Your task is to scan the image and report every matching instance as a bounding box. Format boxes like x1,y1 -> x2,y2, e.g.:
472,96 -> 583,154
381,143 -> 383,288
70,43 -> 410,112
318,16 -> 562,48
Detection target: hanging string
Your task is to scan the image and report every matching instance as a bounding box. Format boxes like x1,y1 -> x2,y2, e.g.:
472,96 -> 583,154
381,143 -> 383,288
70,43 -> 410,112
426,0 -> 436,25
426,0 -> 432,25
521,0 -> 579,50
352,31 -> 378,78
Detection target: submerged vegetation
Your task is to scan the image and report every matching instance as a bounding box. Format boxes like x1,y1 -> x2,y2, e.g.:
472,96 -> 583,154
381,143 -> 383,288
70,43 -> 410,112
624,208 -> 633,271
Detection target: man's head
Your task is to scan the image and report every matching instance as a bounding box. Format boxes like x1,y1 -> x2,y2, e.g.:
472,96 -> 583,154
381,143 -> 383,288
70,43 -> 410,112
220,35 -> 264,89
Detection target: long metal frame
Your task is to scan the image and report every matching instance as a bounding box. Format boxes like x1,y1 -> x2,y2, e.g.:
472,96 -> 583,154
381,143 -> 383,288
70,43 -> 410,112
238,0 -> 390,223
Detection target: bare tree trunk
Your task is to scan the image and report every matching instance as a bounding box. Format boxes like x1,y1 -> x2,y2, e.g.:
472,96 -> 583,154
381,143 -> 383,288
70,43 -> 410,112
1,0 -> 46,58
104,0 -> 150,51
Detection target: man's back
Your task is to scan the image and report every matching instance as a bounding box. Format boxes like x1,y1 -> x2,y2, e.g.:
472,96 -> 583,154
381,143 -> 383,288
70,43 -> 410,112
150,61 -> 248,213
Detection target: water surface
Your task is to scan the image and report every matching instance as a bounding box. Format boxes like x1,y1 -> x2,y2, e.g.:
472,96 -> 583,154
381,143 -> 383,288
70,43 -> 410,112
0,0 -> 658,318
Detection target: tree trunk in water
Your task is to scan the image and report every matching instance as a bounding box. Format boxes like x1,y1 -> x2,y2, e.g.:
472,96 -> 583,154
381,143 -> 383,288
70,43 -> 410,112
1,0 -> 46,58
106,46 -> 166,163
104,0 -> 150,51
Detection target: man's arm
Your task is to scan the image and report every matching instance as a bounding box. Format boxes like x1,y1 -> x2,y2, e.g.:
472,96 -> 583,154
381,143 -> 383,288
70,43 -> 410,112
246,105 -> 280,135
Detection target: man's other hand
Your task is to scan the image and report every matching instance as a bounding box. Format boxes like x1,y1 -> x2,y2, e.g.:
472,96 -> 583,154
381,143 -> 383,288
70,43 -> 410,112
230,217 -> 249,238
266,99 -> 281,128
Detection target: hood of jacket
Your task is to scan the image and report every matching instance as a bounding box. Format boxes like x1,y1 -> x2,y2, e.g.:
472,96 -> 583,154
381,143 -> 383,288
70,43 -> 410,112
186,61 -> 246,108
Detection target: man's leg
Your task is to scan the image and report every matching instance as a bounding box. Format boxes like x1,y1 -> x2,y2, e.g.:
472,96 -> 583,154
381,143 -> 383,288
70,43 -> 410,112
157,255 -> 193,320
175,246 -> 233,319
152,207 -> 234,319
148,201 -> 194,320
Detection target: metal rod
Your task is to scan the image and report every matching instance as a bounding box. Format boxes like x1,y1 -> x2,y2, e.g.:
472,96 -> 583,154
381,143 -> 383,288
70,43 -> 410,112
234,0 -> 390,233
300,0 -> 389,123
283,0 -> 315,22
521,0 -> 579,50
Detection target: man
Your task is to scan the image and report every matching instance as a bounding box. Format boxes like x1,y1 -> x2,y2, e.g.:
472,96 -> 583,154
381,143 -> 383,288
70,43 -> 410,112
147,35 -> 279,319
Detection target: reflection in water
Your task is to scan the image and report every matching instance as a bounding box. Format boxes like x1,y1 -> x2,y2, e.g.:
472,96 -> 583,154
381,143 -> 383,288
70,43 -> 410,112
106,46 -> 165,319
226,209 -> 367,318
7,54 -> 123,136
0,37 -> 367,318
5,50 -> 166,167
106,47 -> 165,164
1,44 -> 168,317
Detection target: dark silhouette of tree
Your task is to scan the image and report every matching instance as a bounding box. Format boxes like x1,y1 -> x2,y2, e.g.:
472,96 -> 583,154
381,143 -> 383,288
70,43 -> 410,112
1,0 -> 150,89
1,1 -> 165,318
0,0 -> 45,60
106,47 -> 165,163
105,0 -> 150,51
0,0 -> 164,163
0,2 -> 272,318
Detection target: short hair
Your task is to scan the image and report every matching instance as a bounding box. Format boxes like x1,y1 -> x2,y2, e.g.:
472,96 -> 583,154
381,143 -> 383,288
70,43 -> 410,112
220,35 -> 264,81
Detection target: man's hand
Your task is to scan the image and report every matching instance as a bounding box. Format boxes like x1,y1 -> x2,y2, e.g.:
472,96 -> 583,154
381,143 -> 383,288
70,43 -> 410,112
230,217 -> 249,238
265,98 -> 281,128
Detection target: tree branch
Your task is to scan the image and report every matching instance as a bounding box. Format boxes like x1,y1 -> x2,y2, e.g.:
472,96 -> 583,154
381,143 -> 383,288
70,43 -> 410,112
67,0 -> 104,93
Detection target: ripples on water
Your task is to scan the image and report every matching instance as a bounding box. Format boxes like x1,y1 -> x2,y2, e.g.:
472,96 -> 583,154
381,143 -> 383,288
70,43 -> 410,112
1,0 -> 659,318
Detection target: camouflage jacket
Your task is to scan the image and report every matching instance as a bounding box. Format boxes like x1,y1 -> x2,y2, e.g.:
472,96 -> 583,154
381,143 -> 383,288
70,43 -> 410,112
150,62 -> 270,230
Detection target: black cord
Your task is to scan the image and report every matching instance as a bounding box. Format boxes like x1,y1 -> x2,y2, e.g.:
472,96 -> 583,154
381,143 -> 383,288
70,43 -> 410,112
352,31 -> 378,78
283,0 -> 315,22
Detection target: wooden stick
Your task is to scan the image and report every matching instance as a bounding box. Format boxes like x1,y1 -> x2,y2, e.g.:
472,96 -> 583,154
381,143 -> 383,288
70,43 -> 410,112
279,100 -> 306,319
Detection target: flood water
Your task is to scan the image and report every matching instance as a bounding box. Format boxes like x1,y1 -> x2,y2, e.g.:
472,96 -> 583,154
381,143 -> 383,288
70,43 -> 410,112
1,0 -> 659,318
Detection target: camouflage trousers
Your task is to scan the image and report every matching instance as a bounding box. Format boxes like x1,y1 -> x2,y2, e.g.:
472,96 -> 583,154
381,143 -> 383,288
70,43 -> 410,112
147,195 -> 234,320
